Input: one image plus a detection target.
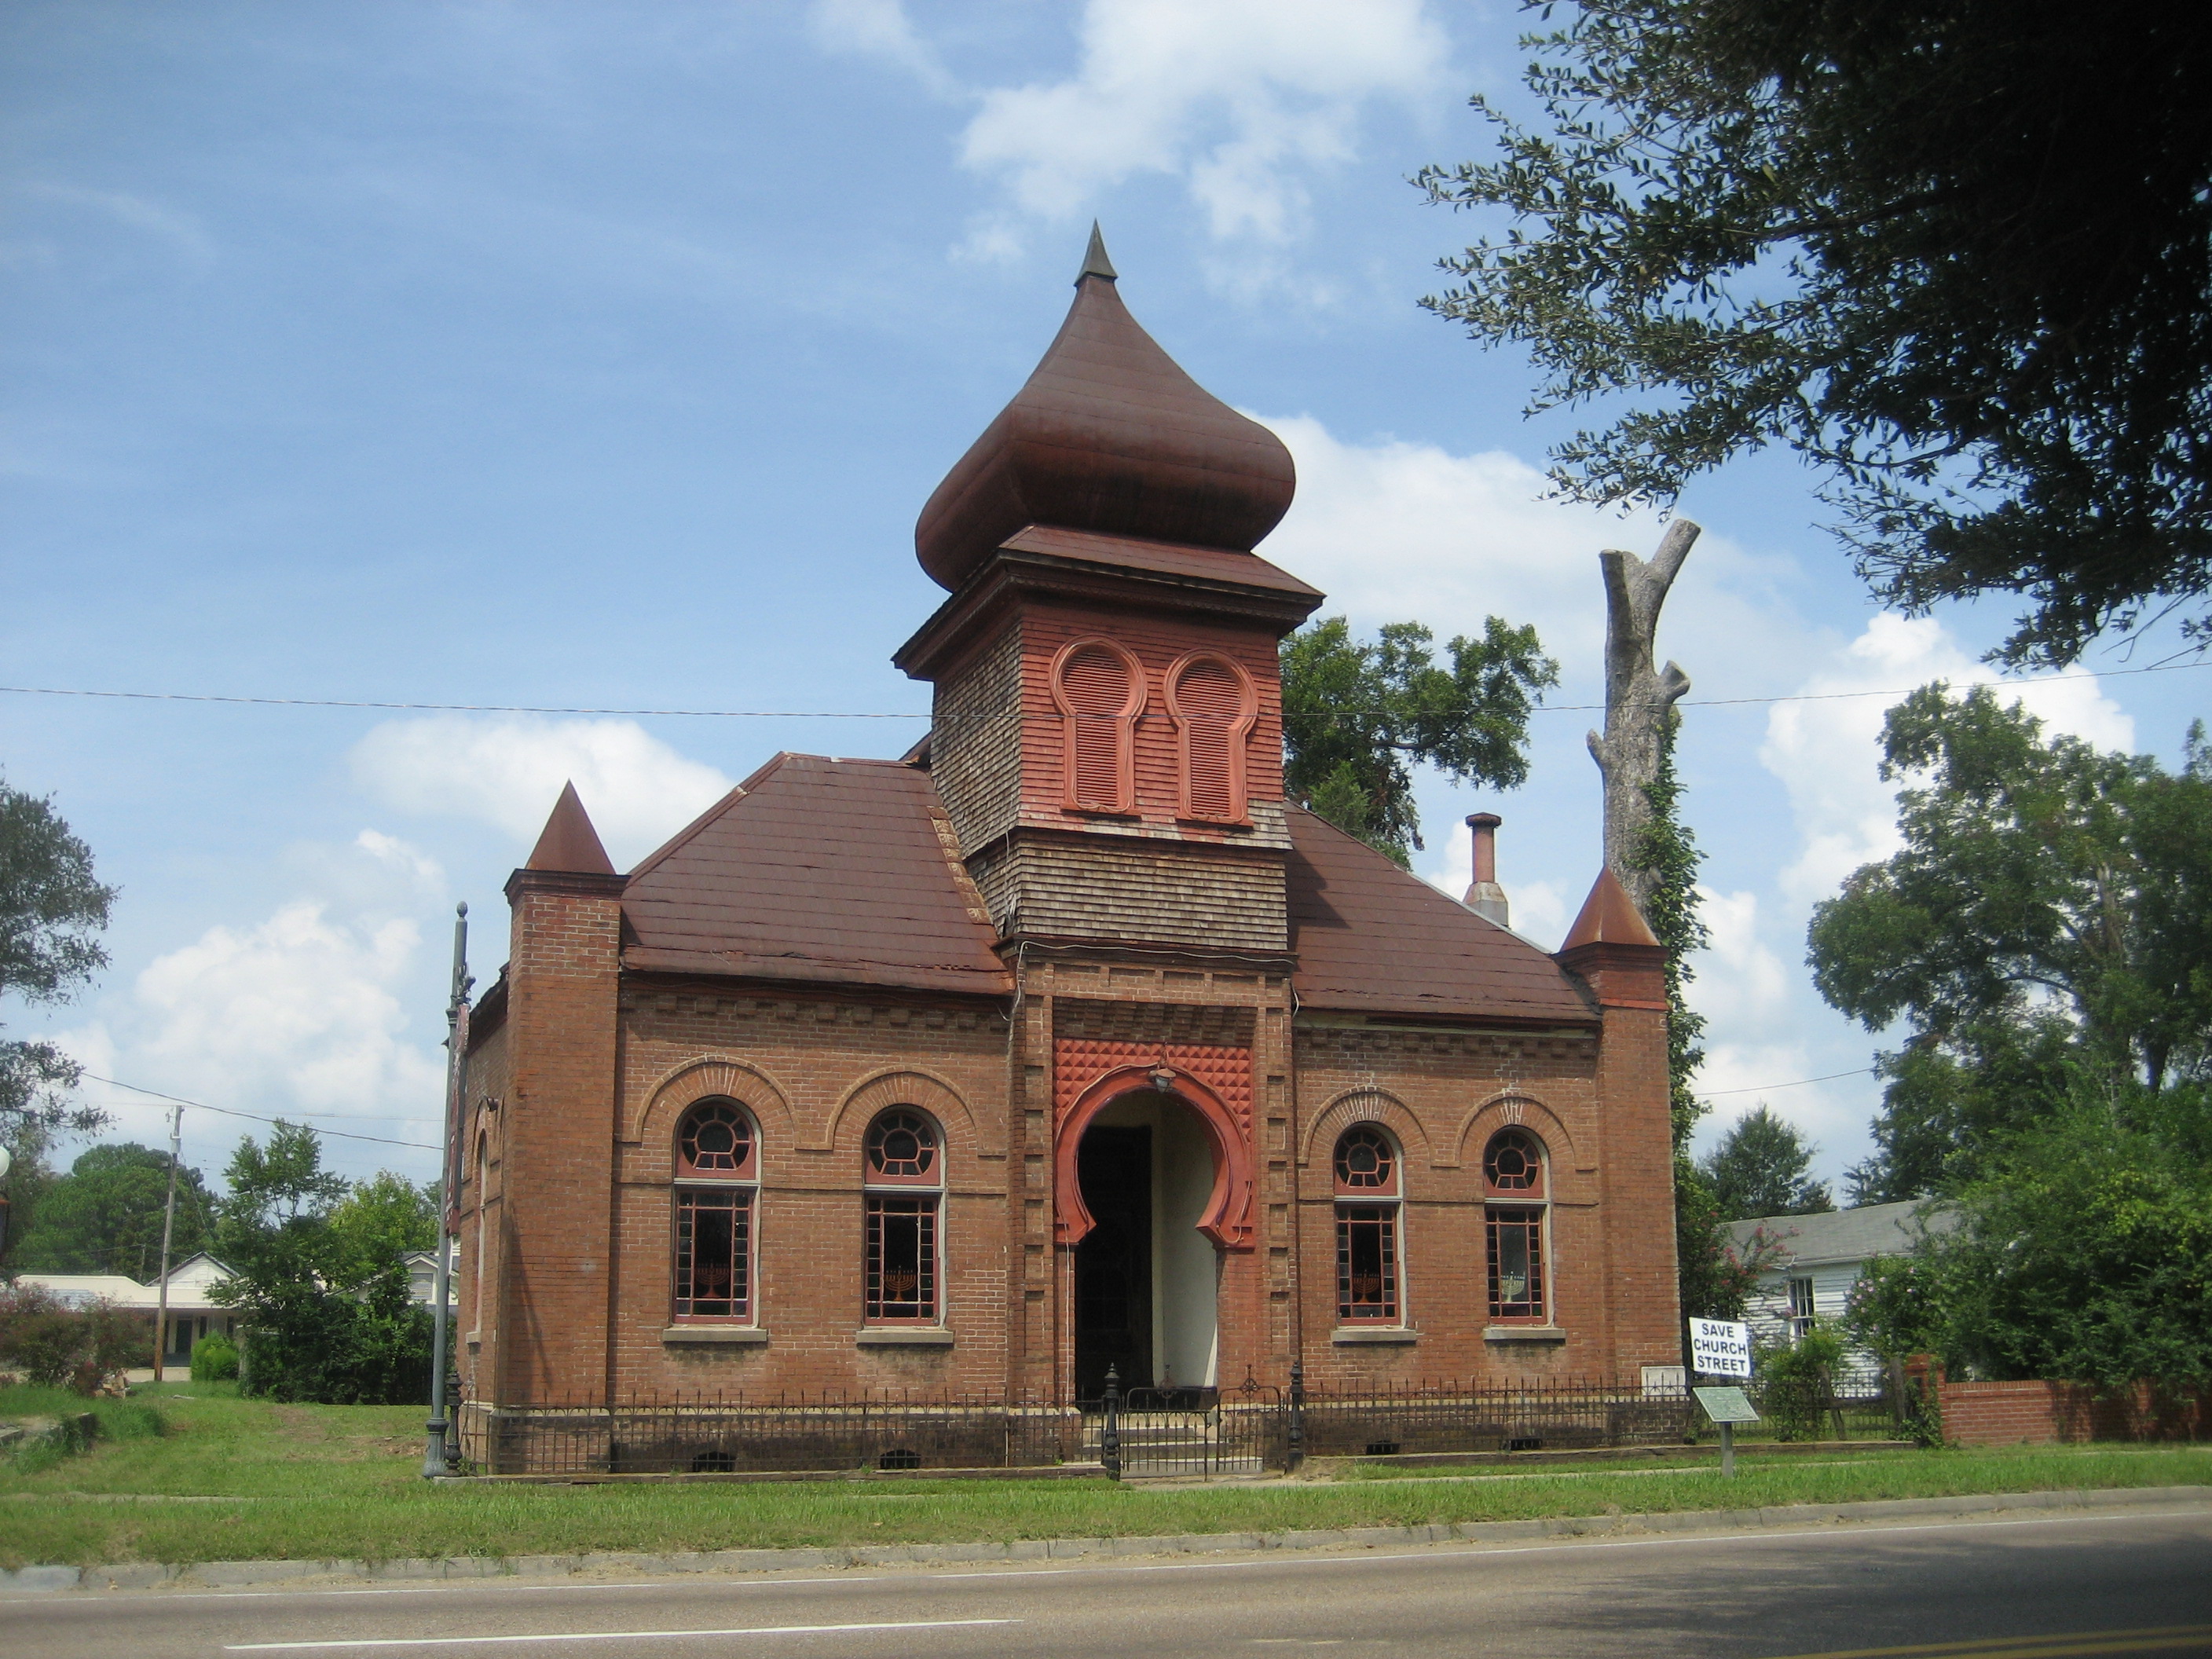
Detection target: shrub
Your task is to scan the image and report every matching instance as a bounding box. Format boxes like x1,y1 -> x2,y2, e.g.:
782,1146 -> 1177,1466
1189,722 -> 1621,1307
234,1274 -> 432,1405
189,1331 -> 240,1382
0,1286 -> 146,1393
1760,1324 -> 1846,1442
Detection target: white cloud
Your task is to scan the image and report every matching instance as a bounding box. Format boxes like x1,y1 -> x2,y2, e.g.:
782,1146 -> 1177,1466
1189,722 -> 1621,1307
1760,613 -> 2135,909
808,0 -> 957,98
54,830 -> 459,1175
348,716 -> 734,868
1253,414 -> 1815,705
956,0 -> 1448,255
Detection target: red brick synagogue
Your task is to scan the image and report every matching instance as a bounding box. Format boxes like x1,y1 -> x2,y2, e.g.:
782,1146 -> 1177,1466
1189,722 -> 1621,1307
456,233 -> 1680,1416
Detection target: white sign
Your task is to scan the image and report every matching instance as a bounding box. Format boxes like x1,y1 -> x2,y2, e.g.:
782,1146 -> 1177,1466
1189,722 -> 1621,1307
1689,1317 -> 1752,1378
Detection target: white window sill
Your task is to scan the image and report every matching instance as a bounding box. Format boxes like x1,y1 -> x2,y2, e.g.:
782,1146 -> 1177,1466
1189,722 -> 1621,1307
661,1326 -> 769,1346
1331,1326 -> 1418,1345
855,1328 -> 955,1346
1483,1325 -> 1566,1343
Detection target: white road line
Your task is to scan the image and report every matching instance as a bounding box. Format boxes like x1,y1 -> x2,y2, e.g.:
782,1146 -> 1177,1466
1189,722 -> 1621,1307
225,1617 -> 1019,1650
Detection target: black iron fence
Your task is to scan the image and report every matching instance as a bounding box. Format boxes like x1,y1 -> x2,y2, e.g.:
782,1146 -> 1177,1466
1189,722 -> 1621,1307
456,1368 -> 1899,1478
1295,1373 -> 1693,1459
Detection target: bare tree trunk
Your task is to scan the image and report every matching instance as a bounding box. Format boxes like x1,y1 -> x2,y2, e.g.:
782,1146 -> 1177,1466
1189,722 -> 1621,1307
1587,520 -> 1699,921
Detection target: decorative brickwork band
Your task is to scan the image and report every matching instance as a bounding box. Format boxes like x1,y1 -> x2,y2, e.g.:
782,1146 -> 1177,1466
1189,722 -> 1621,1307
1051,1038 -> 1255,1249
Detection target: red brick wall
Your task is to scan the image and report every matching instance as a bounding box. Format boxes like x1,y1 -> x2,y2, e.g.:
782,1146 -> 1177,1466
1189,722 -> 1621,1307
1291,1022 -> 1620,1386
606,983 -> 1015,1400
493,871 -> 624,1406
1941,1379 -> 2209,1446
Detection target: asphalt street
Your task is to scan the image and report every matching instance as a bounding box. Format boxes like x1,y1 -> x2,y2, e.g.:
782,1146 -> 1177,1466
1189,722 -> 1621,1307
5,1504 -> 2210,1659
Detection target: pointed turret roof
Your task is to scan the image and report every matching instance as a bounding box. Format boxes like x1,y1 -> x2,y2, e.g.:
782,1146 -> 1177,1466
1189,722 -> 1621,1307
914,225 -> 1297,591
1559,866 -> 1661,951
526,781 -> 616,875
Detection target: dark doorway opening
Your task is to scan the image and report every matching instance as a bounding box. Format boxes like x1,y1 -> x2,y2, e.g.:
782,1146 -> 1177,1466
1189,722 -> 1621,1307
1074,1125 -> 1150,1400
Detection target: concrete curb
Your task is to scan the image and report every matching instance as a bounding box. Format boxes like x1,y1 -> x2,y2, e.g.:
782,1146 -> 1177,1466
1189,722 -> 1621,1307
7,1483 -> 2208,1595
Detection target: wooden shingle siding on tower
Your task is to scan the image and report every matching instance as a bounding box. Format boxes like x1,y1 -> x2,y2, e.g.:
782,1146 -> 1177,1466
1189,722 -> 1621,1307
460,232 -> 1680,1414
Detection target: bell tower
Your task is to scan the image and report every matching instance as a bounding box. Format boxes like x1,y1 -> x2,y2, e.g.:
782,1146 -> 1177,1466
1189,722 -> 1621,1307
894,228 -> 1324,952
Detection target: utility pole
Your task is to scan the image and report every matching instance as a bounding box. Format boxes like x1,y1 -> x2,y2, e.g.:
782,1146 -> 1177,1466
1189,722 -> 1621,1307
152,1103 -> 183,1385
423,903 -> 470,1479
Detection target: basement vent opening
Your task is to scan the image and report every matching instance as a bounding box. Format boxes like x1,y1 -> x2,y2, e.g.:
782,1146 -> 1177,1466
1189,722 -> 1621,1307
877,1448 -> 921,1471
690,1450 -> 737,1474
1505,1436 -> 1544,1452
1363,1440 -> 1401,1458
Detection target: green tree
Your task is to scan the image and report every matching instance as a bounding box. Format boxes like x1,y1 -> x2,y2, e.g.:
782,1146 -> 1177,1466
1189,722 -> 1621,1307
1416,2 -> 2212,667
1698,1105 -> 1833,1221
1920,1083 -> 2212,1393
1280,616 -> 1558,865
213,1124 -> 432,1406
9,1142 -> 213,1280
1809,689 -> 2212,1197
0,778 -> 116,1141
325,1171 -> 436,1283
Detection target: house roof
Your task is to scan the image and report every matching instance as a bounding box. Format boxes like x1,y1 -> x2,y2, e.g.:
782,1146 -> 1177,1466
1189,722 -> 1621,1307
612,759 -> 1595,1025
1284,807 -> 1598,1025
621,754 -> 1014,998
1727,1199 -> 1964,1269
13,1255 -> 237,1312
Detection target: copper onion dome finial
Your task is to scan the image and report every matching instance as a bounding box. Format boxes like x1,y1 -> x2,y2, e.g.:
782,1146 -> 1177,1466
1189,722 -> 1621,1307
914,226 -> 1297,591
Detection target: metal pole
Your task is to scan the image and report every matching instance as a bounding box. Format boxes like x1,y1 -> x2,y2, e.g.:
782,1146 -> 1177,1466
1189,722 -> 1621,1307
152,1104 -> 182,1385
1102,1364 -> 1122,1481
423,903 -> 469,1479
1719,1419 -> 1735,1478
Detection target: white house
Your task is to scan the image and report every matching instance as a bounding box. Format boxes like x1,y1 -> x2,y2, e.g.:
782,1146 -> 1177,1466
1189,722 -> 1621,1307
13,1251 -> 240,1367
1726,1200 -> 1961,1393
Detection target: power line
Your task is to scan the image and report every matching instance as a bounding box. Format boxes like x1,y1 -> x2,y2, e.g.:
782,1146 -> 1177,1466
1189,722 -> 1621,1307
1694,1068 -> 1875,1100
81,1072 -> 441,1152
1,656 -> 2203,723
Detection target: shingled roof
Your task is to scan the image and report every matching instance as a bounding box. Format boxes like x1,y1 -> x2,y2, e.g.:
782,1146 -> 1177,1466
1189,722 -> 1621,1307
617,756 -> 1595,1024
621,754 -> 1011,998
1285,806 -> 1597,1026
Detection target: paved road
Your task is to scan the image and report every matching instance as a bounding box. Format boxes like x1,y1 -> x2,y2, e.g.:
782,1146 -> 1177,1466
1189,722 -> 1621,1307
6,1505 -> 2210,1659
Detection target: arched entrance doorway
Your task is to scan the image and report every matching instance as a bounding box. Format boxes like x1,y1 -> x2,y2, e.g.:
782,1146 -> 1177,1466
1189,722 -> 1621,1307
1071,1089 -> 1223,1400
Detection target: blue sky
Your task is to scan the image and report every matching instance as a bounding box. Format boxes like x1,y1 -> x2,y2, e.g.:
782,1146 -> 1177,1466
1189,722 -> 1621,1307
5,1 -> 2203,1196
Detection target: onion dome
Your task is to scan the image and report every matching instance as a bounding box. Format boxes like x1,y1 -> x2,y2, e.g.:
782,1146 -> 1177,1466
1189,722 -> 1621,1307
915,225 -> 1297,591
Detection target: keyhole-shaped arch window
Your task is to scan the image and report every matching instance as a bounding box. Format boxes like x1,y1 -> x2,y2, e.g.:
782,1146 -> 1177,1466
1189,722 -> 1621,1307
1165,653 -> 1257,823
1051,639 -> 1144,815
673,1098 -> 759,1324
1333,1126 -> 1402,1324
1483,1128 -> 1547,1323
864,1108 -> 943,1324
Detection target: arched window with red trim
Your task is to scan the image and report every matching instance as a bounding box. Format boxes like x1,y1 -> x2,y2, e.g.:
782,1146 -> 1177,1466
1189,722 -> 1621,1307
1165,652 -> 1256,823
863,1108 -> 943,1324
672,1098 -> 759,1324
1482,1127 -> 1547,1323
1051,639 -> 1143,814
1333,1126 -> 1402,1324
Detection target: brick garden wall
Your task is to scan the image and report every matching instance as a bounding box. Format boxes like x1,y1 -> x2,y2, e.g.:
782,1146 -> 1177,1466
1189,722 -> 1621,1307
1940,1379 -> 2207,1446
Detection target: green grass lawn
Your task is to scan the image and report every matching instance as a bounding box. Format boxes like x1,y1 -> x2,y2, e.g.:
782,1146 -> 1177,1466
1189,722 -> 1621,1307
2,1383 -> 2207,1571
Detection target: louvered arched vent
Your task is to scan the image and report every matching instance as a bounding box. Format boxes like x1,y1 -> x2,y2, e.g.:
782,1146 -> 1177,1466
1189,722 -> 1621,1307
1166,653 -> 1256,823
1051,639 -> 1142,813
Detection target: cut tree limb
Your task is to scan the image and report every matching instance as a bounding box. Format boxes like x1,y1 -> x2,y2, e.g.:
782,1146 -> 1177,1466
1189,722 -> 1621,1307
1587,519 -> 1698,921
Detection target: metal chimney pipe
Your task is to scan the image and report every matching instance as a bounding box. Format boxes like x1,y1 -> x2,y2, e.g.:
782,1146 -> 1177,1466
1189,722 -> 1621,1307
1463,812 -> 1510,928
